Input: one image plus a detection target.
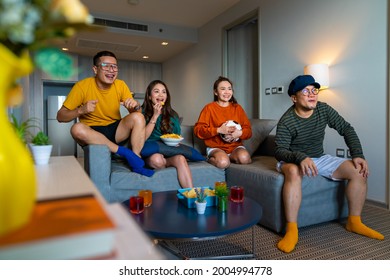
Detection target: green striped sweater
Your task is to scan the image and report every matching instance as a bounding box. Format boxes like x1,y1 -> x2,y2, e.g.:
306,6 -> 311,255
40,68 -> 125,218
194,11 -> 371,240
275,101 -> 364,164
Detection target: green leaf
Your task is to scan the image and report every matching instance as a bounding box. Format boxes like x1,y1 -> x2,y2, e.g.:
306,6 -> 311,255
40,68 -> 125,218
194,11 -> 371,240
34,48 -> 78,79
32,131 -> 50,145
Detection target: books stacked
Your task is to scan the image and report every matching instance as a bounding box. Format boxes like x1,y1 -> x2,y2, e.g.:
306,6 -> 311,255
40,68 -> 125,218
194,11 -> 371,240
0,195 -> 116,260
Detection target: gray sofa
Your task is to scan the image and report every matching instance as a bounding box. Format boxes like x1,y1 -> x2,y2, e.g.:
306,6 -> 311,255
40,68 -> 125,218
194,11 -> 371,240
83,119 -> 348,233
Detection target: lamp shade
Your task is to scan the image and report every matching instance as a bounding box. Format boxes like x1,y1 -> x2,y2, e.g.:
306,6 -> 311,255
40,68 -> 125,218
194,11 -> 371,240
304,63 -> 329,90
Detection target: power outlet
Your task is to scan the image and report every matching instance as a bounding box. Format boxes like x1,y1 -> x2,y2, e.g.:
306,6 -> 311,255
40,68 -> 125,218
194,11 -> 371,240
271,87 -> 277,94
336,148 -> 345,158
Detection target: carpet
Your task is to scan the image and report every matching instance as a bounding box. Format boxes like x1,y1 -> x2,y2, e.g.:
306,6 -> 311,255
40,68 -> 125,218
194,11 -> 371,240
164,203 -> 390,260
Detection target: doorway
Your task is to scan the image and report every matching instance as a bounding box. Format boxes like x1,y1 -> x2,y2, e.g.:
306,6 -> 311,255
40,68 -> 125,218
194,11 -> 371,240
43,81 -> 76,157
224,11 -> 259,119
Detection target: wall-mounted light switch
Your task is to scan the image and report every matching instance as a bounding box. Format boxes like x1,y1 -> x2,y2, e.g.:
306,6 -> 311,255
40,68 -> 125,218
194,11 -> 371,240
265,88 -> 271,95
277,86 -> 284,94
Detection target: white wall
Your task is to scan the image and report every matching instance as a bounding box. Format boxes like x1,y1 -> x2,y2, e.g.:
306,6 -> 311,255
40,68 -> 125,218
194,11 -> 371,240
163,0 -> 388,205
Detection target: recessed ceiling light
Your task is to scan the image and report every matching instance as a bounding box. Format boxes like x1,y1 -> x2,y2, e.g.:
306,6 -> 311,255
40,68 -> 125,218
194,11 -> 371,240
62,47 -> 69,51
161,42 -> 168,46
128,0 -> 140,5
142,55 -> 149,59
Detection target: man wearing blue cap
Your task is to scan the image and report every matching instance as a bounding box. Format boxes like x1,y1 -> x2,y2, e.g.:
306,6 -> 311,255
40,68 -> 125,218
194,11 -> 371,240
274,75 -> 384,253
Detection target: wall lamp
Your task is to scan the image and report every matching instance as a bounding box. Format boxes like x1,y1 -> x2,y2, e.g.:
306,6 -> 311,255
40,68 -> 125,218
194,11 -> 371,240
304,63 -> 329,90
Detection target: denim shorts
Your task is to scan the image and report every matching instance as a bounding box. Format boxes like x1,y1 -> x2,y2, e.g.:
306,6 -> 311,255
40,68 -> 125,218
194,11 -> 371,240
276,154 -> 347,181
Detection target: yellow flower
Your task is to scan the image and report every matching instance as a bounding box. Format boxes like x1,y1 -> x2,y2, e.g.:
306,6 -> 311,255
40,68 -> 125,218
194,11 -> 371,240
51,0 -> 93,24
7,84 -> 24,107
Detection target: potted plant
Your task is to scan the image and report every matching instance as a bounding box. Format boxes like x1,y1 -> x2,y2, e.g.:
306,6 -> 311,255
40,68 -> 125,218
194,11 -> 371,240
10,114 -> 53,165
29,131 -> 53,165
9,114 -> 37,145
194,187 -> 208,214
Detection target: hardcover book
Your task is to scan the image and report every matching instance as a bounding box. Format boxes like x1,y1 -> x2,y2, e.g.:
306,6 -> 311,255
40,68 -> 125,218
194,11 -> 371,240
0,195 -> 116,260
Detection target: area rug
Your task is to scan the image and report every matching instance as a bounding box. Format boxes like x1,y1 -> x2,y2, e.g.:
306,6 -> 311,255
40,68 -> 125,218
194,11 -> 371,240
164,204 -> 390,260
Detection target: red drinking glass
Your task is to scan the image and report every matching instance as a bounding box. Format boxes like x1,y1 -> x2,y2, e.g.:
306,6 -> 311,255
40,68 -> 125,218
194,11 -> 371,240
230,186 -> 244,202
129,196 -> 144,214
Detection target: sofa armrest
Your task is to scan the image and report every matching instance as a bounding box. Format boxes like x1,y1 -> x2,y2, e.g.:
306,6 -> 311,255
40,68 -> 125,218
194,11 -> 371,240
255,134 -> 276,157
83,145 -> 112,200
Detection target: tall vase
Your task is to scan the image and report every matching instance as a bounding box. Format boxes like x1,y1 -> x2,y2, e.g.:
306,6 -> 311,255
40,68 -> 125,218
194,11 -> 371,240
0,43 -> 36,237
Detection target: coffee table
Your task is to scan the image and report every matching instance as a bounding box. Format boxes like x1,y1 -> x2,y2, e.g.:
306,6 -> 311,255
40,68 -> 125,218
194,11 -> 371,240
122,190 -> 262,259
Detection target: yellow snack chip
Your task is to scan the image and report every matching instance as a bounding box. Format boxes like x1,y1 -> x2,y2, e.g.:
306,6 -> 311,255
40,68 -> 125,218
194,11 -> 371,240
161,133 -> 182,139
182,188 -> 215,198
183,189 -> 196,198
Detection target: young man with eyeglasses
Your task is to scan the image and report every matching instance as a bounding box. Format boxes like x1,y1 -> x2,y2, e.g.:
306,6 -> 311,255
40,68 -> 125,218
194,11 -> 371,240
57,50 -> 154,177
274,75 -> 383,253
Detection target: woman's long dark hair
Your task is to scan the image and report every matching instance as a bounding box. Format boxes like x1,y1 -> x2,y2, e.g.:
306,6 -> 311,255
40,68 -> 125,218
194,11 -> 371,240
142,80 -> 179,134
213,76 -> 238,104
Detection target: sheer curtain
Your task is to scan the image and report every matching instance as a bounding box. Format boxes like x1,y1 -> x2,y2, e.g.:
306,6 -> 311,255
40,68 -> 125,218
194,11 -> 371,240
226,18 -> 258,119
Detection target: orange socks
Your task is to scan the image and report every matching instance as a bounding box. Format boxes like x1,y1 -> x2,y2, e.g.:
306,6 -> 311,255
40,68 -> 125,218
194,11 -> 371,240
277,217 -> 383,254
346,215 -> 384,240
277,222 -> 298,253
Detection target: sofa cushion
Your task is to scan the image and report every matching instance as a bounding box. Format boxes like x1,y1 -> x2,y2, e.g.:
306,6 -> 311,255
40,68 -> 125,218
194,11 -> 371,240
243,119 -> 278,156
109,160 -> 225,202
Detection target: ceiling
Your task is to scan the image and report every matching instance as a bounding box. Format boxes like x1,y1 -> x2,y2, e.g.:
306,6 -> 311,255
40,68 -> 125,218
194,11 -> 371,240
61,0 -> 241,63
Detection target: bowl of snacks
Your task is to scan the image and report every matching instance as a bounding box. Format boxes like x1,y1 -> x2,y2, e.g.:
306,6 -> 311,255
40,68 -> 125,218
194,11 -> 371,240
177,187 -> 216,208
160,133 -> 184,146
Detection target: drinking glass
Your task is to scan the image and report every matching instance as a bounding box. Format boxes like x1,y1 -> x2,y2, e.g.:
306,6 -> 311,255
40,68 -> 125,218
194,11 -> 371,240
138,189 -> 152,207
230,186 -> 244,202
214,181 -> 227,188
129,196 -> 144,214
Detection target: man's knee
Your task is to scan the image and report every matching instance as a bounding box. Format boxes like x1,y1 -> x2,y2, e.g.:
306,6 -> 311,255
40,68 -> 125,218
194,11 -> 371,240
127,112 -> 145,126
70,122 -> 89,140
282,163 -> 301,179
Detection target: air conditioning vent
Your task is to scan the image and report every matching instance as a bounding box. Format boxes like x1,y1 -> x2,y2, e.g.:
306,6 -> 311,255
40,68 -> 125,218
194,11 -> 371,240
93,17 -> 148,32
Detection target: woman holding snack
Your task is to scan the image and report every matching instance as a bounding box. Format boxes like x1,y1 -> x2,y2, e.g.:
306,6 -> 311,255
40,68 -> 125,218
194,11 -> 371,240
141,80 -> 200,188
194,76 -> 252,169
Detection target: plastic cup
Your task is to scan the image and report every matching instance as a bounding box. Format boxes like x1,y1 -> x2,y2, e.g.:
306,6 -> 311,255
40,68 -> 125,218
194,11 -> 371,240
138,189 -> 152,207
129,196 -> 144,214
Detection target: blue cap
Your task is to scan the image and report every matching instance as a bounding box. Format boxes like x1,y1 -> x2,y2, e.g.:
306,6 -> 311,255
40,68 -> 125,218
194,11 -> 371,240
288,75 -> 321,96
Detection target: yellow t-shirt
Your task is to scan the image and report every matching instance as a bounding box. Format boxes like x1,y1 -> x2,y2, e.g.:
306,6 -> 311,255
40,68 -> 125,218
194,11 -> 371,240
63,77 -> 133,126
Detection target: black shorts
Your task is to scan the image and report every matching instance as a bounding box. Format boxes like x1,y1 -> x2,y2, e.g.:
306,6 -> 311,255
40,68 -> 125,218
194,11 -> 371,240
90,120 -> 128,146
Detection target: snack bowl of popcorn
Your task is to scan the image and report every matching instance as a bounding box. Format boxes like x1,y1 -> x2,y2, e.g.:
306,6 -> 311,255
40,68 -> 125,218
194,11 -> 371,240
160,133 -> 184,146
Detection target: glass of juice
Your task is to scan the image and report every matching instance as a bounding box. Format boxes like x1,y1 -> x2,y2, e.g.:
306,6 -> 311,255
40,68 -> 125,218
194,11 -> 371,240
129,196 -> 144,214
138,189 -> 152,207
230,186 -> 244,203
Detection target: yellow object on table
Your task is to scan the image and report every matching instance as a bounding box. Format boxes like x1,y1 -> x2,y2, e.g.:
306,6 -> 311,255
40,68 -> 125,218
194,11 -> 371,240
0,43 -> 36,237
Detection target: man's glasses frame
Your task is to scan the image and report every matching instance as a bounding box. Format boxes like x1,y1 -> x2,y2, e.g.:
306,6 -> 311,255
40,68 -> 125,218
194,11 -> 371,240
300,87 -> 319,96
98,62 -> 119,72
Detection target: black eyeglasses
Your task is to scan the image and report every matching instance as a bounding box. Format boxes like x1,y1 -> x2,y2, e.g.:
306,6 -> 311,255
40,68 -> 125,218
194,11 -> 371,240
300,88 -> 319,96
98,63 -> 118,72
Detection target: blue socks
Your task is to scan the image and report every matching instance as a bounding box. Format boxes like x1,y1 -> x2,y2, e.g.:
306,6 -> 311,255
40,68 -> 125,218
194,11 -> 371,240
117,146 -> 154,177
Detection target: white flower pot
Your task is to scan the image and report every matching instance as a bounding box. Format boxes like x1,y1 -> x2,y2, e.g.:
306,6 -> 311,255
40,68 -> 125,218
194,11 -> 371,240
29,144 -> 53,165
195,200 -> 207,214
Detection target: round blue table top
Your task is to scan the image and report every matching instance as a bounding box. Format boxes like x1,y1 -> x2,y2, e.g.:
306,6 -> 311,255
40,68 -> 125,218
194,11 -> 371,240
122,190 -> 262,239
